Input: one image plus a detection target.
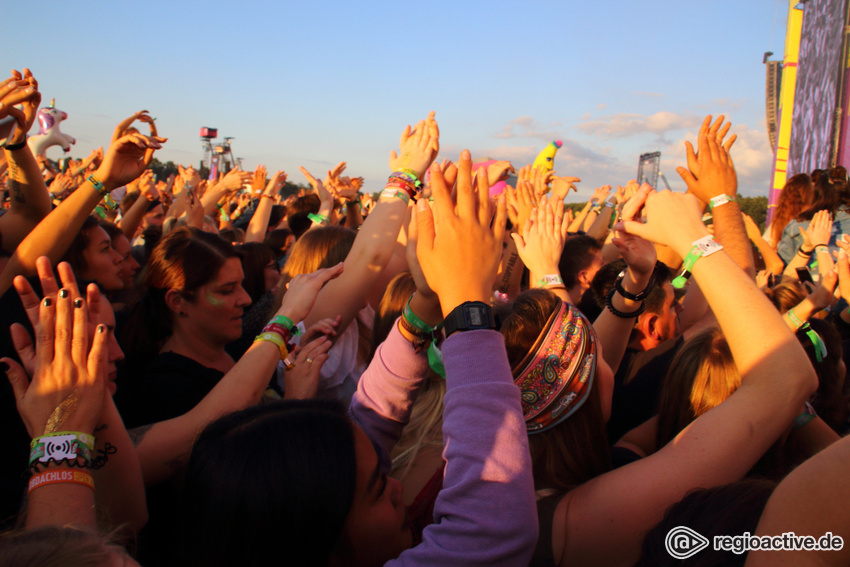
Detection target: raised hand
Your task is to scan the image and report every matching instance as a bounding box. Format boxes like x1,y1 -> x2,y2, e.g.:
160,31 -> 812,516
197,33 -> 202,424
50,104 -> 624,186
550,174 -> 581,200
252,165 -> 267,195
283,334 -> 333,400
611,183 -> 657,277
2,68 -> 41,145
278,263 -> 345,324
741,213 -> 763,243
93,132 -> 166,191
511,196 -> 570,278
800,210 -> 832,249
388,111 -> 439,180
677,115 -> 738,204
112,110 -> 157,142
3,258 -> 107,437
413,149 -> 506,316
616,189 -> 708,253
505,174 -> 536,235
485,160 -> 515,186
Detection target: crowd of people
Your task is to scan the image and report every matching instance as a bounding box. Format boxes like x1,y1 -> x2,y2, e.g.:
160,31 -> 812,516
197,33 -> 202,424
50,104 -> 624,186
1,67 -> 849,567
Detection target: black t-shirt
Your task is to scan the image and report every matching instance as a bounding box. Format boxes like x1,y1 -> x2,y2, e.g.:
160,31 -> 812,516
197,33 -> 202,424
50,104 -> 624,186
606,336 -> 684,445
115,351 -> 224,429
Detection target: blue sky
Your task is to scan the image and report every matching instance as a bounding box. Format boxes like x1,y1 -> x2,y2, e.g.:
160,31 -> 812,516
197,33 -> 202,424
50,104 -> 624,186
7,0 -> 787,199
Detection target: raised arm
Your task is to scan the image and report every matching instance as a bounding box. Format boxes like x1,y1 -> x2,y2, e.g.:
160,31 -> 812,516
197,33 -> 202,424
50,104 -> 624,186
302,112 -> 439,333
0,70 -> 53,252
746,433 -> 850,566
561,178 -> 817,564
367,150 -> 535,565
0,131 -> 165,297
743,213 -> 785,274
677,114 -> 753,278
245,167 -> 286,242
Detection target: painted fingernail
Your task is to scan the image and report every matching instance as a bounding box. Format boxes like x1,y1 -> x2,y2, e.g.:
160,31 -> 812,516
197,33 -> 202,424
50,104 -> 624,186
59,289 -> 69,298
97,325 -> 105,333
42,297 -> 51,307
74,298 -> 83,309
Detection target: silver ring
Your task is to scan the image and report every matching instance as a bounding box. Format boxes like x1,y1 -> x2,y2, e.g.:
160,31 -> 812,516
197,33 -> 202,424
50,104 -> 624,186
306,358 -> 313,364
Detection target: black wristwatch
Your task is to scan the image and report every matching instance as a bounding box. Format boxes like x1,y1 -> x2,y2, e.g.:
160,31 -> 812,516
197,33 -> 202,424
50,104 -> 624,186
614,269 -> 656,302
443,301 -> 496,337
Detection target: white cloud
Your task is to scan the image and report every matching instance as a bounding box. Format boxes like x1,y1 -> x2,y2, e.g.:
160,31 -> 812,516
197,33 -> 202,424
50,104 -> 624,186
576,111 -> 702,139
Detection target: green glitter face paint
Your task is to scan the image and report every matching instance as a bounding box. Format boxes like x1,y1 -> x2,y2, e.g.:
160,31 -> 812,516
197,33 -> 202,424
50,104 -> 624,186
206,292 -> 224,307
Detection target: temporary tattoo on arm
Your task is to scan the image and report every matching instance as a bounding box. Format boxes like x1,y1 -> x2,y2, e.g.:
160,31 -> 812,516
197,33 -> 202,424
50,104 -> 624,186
128,424 -> 153,447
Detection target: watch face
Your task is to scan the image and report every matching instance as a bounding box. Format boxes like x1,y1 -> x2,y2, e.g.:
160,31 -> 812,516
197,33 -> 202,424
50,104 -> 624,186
467,305 -> 485,326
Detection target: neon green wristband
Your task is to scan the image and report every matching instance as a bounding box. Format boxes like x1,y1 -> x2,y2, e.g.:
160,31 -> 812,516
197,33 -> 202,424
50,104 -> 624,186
672,236 -> 723,289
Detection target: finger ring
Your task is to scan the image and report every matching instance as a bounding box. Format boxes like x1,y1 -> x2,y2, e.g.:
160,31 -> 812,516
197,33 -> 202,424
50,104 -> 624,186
306,358 -> 313,364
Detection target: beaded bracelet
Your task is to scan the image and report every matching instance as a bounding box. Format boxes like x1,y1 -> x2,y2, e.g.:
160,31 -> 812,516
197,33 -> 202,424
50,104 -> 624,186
614,269 -> 656,302
672,236 -> 723,289
28,468 -> 94,494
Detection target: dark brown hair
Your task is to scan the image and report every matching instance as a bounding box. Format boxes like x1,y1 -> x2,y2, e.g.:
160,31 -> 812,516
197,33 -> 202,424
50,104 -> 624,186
501,289 -> 611,491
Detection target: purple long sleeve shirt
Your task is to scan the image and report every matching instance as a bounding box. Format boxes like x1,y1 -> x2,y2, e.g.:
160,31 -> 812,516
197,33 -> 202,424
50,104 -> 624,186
351,323 -> 538,566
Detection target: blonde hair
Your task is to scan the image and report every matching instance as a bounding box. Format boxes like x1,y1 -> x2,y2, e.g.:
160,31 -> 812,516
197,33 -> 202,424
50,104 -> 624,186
656,327 -> 740,448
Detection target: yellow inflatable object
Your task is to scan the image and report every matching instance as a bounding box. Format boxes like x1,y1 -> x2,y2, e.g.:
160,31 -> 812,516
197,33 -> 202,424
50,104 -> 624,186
532,140 -> 562,172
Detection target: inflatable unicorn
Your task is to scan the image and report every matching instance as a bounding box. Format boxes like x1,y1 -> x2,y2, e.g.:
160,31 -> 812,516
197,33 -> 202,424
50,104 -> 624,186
27,99 -> 75,157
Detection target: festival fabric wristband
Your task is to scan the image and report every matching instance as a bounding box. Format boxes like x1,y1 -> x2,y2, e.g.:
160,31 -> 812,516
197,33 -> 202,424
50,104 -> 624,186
708,193 -> 736,211
792,401 -> 817,430
87,174 -> 117,210
380,188 -> 410,204
270,315 -> 299,336
590,203 -> 603,214
787,308 -> 805,329
672,236 -> 723,289
814,244 -> 830,254
402,296 -> 446,378
536,274 -> 565,288
30,432 -> 95,466
28,469 -> 94,494
254,331 -> 290,362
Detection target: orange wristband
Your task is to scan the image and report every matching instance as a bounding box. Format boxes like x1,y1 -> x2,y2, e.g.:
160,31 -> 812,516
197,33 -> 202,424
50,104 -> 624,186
28,469 -> 94,494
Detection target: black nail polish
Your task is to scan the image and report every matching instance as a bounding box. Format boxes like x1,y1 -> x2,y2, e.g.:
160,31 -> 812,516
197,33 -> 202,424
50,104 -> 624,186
74,298 -> 83,309
42,297 -> 51,307
97,325 -> 105,333
59,289 -> 69,299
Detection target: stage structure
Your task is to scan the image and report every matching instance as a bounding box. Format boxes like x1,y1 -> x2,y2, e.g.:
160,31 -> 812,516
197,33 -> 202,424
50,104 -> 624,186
637,152 -> 672,190
200,127 -> 242,180
767,0 -> 850,223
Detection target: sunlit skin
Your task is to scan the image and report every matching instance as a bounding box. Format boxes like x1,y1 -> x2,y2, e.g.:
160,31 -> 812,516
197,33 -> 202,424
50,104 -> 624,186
332,425 -> 412,566
80,226 -> 124,291
110,233 -> 140,290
